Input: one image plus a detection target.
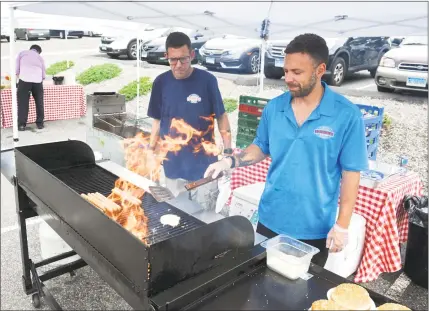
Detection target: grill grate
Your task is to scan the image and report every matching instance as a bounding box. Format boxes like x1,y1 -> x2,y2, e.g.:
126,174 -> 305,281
50,164 -> 204,245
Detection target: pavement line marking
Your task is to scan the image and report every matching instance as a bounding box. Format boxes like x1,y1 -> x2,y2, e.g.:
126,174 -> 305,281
1,217 -> 43,234
356,83 -> 375,90
1,48 -> 96,60
385,272 -> 412,300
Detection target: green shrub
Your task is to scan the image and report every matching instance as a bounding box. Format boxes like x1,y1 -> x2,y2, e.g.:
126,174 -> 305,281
46,60 -> 75,75
224,98 -> 238,113
118,77 -> 153,101
383,113 -> 392,130
76,64 -> 122,85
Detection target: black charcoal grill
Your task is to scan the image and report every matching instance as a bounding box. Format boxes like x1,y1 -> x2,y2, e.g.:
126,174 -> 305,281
12,140 -> 258,310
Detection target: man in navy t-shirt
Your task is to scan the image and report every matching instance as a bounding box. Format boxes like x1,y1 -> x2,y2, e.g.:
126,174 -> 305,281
205,33 -> 368,267
147,31 -> 232,210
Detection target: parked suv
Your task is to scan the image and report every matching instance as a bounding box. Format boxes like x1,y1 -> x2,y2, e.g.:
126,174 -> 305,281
264,37 -> 391,86
99,27 -> 169,60
375,36 -> 428,93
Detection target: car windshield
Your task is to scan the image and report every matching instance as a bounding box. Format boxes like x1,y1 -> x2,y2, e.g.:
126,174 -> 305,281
401,36 -> 427,46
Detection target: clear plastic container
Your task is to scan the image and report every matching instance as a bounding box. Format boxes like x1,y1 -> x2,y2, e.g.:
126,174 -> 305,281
261,234 -> 320,280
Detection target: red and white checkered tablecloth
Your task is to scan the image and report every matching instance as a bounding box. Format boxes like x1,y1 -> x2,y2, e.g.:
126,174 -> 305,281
0,85 -> 86,128
227,151 -> 423,283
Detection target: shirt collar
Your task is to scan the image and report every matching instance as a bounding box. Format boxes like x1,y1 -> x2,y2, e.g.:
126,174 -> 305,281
279,81 -> 336,117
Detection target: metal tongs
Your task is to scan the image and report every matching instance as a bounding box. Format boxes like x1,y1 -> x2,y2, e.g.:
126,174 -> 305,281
149,172 -> 224,202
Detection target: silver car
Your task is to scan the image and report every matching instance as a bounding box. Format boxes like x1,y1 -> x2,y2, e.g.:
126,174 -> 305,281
375,36 -> 428,93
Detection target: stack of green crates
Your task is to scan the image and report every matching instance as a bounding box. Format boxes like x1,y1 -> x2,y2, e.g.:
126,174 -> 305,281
236,95 -> 269,149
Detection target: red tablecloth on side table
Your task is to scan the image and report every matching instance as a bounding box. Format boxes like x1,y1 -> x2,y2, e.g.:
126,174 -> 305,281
0,85 -> 86,128
228,154 -> 423,283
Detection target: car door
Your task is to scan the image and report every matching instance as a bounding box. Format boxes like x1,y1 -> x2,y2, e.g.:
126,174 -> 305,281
344,37 -> 368,69
363,37 -> 385,67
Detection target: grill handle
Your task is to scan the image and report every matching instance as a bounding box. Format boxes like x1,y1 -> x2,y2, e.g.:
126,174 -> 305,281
184,172 -> 224,191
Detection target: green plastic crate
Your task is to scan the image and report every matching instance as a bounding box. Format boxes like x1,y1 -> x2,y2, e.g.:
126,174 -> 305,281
238,112 -> 262,122
238,118 -> 259,129
239,95 -> 269,109
237,126 -> 257,137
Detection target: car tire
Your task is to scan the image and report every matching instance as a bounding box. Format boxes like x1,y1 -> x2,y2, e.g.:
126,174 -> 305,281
45,37 -> 50,40
369,69 -> 377,78
328,57 -> 347,86
264,66 -> 283,79
78,35 -> 83,38
107,53 -> 119,59
377,85 -> 394,93
127,39 -> 137,60
6,36 -> 10,42
247,51 -> 260,74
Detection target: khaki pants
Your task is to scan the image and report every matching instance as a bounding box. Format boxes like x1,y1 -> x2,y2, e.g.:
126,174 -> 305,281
164,177 -> 219,211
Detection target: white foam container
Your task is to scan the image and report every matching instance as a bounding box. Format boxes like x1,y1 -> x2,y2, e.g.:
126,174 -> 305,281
261,234 -> 320,280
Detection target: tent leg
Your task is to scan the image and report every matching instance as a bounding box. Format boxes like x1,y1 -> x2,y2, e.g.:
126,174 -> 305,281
9,6 -> 19,143
258,39 -> 266,94
136,34 -> 140,118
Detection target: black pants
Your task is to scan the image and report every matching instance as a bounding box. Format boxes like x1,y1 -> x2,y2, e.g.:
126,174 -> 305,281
17,80 -> 44,126
257,222 -> 329,267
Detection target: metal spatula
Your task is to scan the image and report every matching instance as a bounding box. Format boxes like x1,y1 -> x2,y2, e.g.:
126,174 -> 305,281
149,172 -> 224,202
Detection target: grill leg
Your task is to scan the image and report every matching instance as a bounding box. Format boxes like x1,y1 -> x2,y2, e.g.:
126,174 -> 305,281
15,183 -> 33,294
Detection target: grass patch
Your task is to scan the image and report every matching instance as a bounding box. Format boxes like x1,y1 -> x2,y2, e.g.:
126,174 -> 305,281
224,98 -> 238,113
383,113 -> 392,130
118,77 -> 153,101
76,63 -> 122,85
46,60 -> 75,76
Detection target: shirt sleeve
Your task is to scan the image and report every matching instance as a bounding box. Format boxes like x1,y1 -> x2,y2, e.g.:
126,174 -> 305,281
252,102 -> 270,155
15,52 -> 22,75
147,77 -> 162,120
339,112 -> 369,172
41,57 -> 46,80
207,75 -> 225,118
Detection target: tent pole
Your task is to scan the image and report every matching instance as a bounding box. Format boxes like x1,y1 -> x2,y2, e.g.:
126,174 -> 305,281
66,30 -> 69,68
136,34 -> 140,118
258,39 -> 266,94
9,6 -> 19,143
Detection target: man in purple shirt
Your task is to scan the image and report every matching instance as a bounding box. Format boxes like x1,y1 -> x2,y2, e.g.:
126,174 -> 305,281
16,44 -> 46,130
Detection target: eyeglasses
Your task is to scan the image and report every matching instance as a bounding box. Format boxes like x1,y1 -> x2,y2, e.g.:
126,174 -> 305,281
167,56 -> 191,65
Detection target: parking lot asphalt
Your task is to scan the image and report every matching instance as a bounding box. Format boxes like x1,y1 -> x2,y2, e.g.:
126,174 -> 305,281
0,37 -> 395,95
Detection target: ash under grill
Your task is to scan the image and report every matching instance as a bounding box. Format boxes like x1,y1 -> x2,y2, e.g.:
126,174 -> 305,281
50,164 -> 204,245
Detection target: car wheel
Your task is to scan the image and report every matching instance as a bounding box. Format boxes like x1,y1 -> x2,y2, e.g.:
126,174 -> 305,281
45,37 -> 50,40
78,36 -> 83,38
264,66 -> 283,79
369,69 -> 377,78
107,53 -> 119,59
6,36 -> 10,42
127,39 -> 137,60
247,51 -> 260,74
377,85 -> 394,93
328,57 -> 347,86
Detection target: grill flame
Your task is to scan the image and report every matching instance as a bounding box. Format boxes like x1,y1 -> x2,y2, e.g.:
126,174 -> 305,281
82,116 -> 221,245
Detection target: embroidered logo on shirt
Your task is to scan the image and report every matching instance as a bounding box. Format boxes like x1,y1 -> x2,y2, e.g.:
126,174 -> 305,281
314,126 -> 335,139
187,94 -> 202,104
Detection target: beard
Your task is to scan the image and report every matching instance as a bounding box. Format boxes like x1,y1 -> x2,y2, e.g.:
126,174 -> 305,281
288,72 -> 318,98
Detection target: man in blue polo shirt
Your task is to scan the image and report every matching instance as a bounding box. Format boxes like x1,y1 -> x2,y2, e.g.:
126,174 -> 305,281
205,33 -> 368,266
147,31 -> 232,210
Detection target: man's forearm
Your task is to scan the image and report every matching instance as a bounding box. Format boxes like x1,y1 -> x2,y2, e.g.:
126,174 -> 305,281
337,170 -> 361,228
149,119 -> 160,149
216,113 -> 232,149
232,144 -> 267,168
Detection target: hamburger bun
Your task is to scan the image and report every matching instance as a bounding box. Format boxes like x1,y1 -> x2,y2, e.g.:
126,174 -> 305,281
311,299 -> 342,310
377,303 -> 411,310
330,283 -> 372,310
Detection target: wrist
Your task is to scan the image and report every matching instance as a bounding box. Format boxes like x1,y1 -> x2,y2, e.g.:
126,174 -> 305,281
334,223 -> 348,232
223,156 -> 234,169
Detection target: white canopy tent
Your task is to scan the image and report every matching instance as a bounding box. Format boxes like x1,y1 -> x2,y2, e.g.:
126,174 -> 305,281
5,0 -> 428,143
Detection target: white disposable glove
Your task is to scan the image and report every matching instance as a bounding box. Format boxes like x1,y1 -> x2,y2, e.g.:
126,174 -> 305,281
204,158 -> 232,179
326,223 -> 349,253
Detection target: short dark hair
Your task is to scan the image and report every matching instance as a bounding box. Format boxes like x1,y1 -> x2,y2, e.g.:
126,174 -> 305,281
285,33 -> 329,66
165,32 -> 191,51
30,44 -> 42,54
